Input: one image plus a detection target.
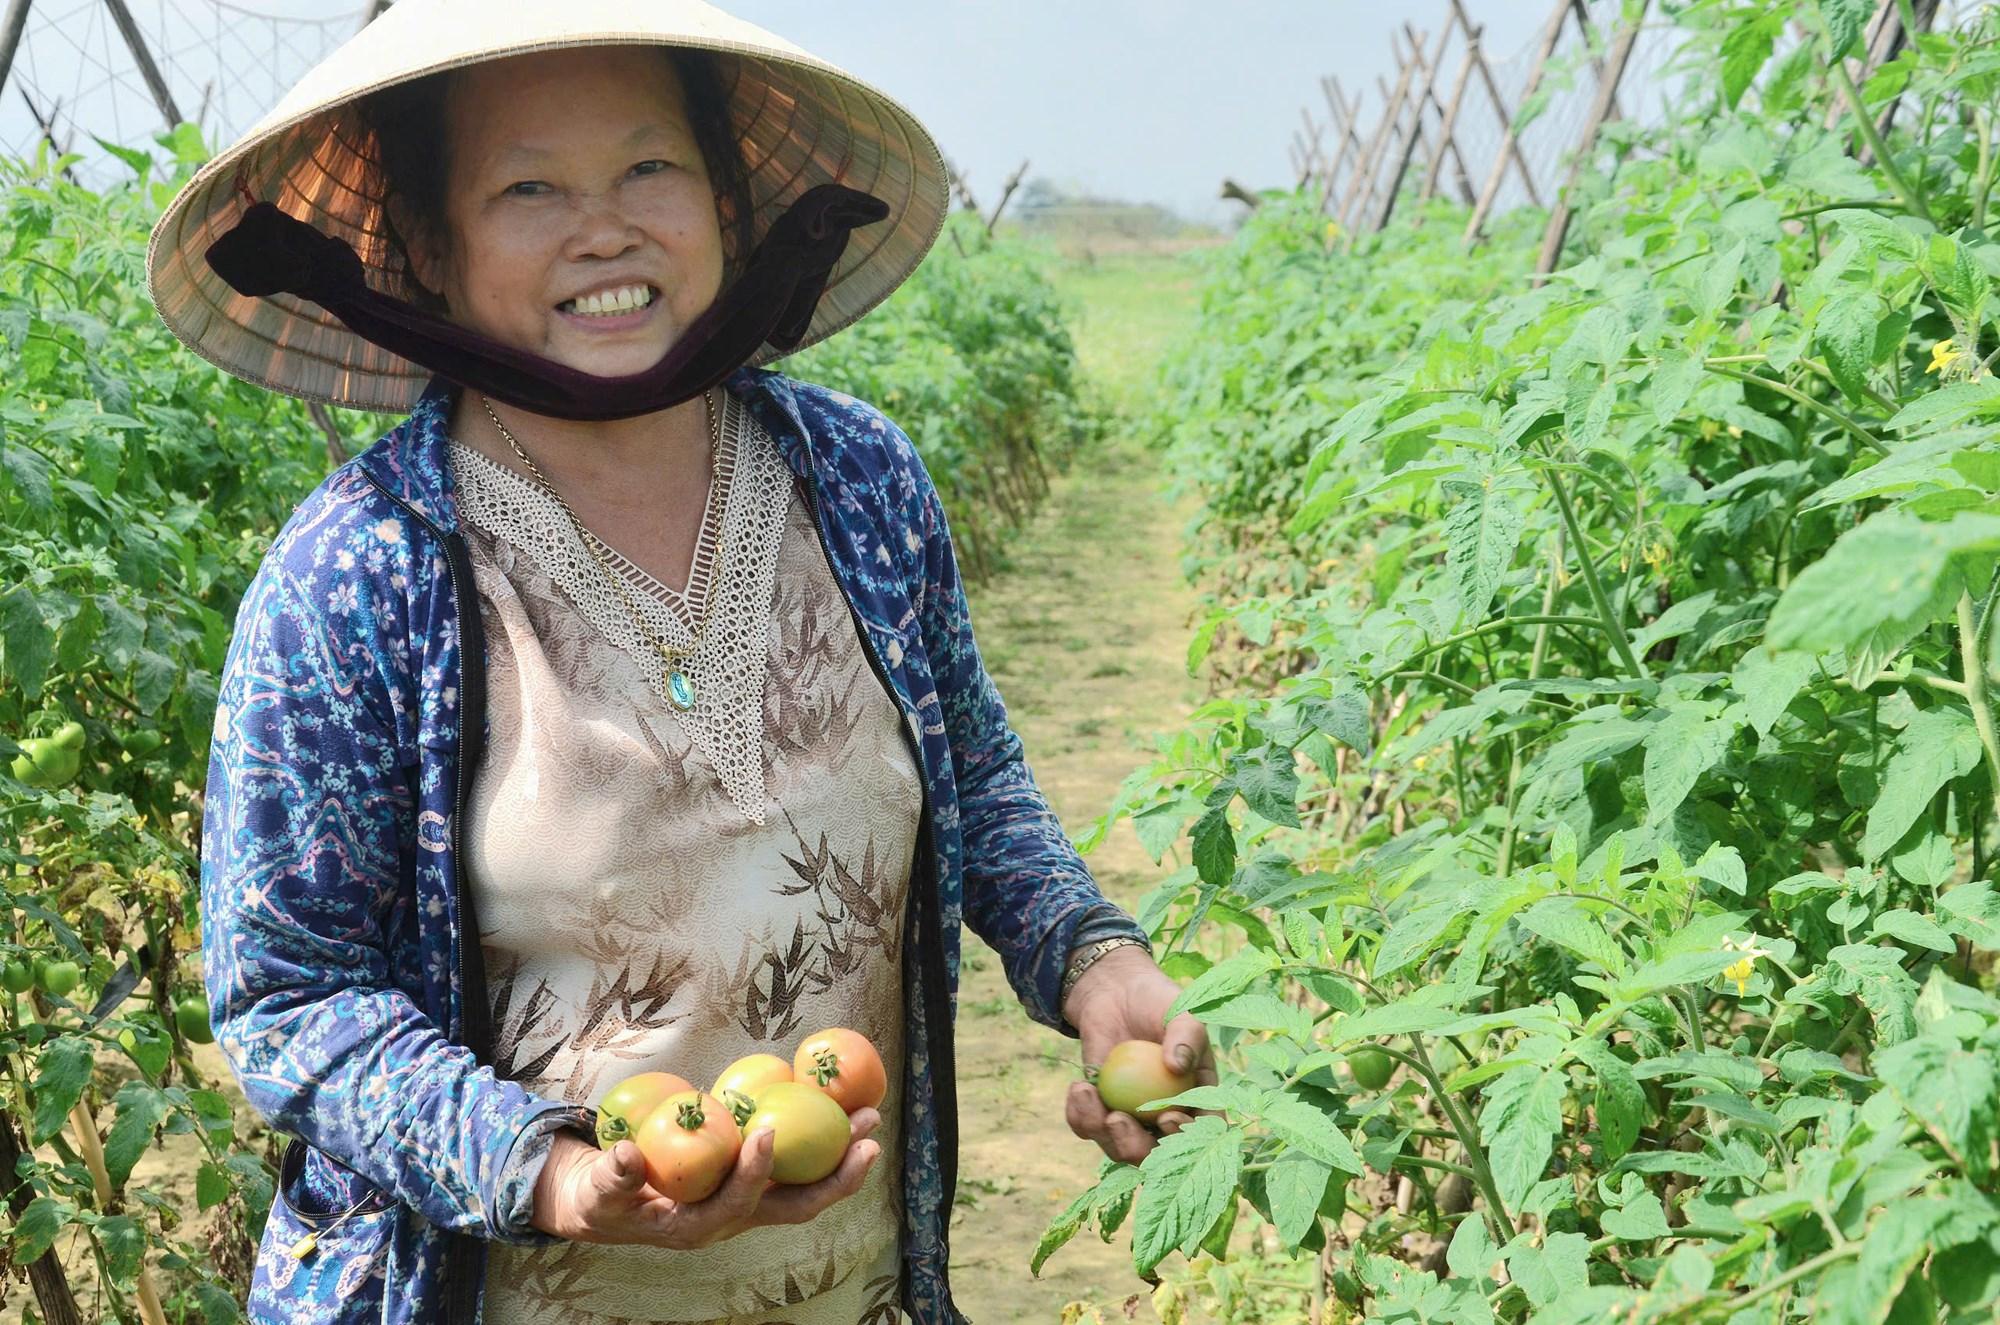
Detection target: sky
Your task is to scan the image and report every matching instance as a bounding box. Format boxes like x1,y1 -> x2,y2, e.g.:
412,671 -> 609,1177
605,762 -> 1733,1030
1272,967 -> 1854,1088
0,1 -> 1564,223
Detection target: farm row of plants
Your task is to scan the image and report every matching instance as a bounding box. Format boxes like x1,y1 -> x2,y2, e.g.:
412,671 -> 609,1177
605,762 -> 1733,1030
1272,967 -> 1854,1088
1047,2 -> 2000,1322
0,132 -> 1085,1317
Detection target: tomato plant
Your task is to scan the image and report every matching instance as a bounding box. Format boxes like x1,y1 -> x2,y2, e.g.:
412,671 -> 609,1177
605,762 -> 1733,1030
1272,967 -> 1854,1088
1044,4 -> 2000,1321
741,1082 -> 850,1186
792,1028 -> 886,1113
1092,1040 -> 1195,1125
634,1091 -> 740,1204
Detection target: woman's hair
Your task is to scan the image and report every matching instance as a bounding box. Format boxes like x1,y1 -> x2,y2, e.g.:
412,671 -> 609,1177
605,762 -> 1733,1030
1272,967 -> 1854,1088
356,47 -> 757,310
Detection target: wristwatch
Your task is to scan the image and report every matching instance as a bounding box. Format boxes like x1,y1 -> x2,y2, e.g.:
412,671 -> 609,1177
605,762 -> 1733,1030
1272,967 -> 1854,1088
1061,935 -> 1149,1006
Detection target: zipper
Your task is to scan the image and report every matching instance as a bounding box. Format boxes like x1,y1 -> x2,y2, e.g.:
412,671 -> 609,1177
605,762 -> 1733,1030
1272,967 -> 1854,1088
792,468 -> 960,1298
360,471 -> 491,1325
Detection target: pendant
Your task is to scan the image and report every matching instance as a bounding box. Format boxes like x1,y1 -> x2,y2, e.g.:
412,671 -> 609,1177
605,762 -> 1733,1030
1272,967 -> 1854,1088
666,669 -> 696,712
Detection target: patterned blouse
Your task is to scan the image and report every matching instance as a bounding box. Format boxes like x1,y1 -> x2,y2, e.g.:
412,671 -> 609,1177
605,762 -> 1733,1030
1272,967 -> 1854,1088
448,390 -> 914,1324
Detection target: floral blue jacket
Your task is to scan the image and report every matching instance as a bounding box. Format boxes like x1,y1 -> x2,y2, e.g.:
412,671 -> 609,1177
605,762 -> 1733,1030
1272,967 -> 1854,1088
199,366 -> 1148,1324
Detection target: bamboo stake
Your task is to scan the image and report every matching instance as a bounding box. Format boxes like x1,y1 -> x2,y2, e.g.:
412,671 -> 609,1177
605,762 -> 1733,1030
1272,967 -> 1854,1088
1341,46 -> 1419,238
0,0 -> 33,97
1421,27 -> 1479,205
1299,105 -> 1327,187
1376,20 -> 1455,229
0,1108 -> 83,1325
102,0 -> 182,125
1319,76 -> 1366,214
1462,0 -> 1567,245
67,1096 -> 169,1325
984,158 -> 1028,235
1334,84 -> 1394,232
1534,0 -> 1650,282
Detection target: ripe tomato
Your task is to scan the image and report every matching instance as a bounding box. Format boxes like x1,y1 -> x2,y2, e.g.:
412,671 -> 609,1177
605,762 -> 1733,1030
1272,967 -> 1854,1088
1347,1047 -> 1395,1090
635,1091 -> 740,1203
1093,1040 -> 1196,1125
713,1053 -> 794,1125
741,1082 -> 850,1185
596,1071 -> 695,1148
793,1028 -> 886,1113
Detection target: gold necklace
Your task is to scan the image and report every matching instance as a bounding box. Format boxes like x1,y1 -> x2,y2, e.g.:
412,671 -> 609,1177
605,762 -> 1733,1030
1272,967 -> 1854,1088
479,391 -> 724,713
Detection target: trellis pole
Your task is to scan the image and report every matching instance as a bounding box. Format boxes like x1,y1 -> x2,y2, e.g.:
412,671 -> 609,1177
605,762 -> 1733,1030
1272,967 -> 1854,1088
103,0 -> 182,125
1339,43 -> 1417,237
1462,0 -> 1569,245
1319,75 -> 1365,214
0,0 -> 33,97
1300,105 -> 1327,188
1420,18 -> 1479,206
1534,0 -> 1650,281
1375,19 -> 1456,230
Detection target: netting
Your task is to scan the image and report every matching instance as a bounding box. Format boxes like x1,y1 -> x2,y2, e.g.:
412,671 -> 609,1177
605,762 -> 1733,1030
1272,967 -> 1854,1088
0,0 -> 369,187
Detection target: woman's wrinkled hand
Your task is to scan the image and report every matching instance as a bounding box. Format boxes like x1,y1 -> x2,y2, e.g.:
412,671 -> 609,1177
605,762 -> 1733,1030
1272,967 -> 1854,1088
1061,946 -> 1216,1165
529,1109 -> 880,1247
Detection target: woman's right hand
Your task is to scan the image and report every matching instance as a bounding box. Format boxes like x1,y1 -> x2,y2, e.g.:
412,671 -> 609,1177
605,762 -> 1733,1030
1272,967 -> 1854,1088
528,1109 -> 881,1248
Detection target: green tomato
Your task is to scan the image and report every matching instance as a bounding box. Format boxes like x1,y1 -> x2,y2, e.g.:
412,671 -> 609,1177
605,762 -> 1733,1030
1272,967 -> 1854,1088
1347,1046 -> 1395,1090
1,960 -> 34,995
175,995 -> 215,1045
119,729 -> 165,758
49,722 -> 84,752
10,738 -> 75,788
37,960 -> 81,998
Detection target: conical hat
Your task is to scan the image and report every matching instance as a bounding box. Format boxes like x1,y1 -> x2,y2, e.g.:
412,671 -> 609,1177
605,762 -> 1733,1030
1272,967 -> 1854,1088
145,0 -> 948,414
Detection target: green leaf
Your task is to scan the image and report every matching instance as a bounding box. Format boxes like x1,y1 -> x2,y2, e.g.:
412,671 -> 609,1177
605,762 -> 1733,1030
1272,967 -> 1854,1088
1862,708 -> 1982,860
1870,908 -> 1956,953
1820,0 -> 1871,60
1575,1039 -> 1646,1163
1442,476 -> 1525,625
1939,882 -> 2000,948
1826,944 -> 1920,1044
1258,1090 -> 1364,1174
1601,1190 -> 1672,1240
1642,711 -> 1737,824
1810,1198 -> 1956,1325
1375,900 -> 1463,977
196,1160 -> 232,1212
1875,1035 -> 1995,1182
1130,1116 -> 1242,1275
1517,899 -> 1629,976
0,438 -> 54,509
1203,992 -> 1314,1045
1770,514 -> 2000,658
1226,745 -> 1300,827
30,1035 -> 93,1144
97,1214 -> 145,1284
1168,946 -> 1279,1019
1720,14 -> 1779,109
1480,1064 -> 1566,1211
1826,207 -> 1922,262
1816,292 -> 1885,403
1263,1150 -> 1331,1248
1887,380 -> 2000,434
1191,807 -> 1236,888
0,588 -> 55,702
10,1196 -> 73,1263
102,1081 -> 174,1189
1447,1211 -> 1498,1281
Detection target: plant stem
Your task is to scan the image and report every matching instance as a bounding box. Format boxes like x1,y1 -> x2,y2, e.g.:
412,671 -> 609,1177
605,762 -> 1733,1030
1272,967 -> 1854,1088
1725,1243 -> 1863,1310
1974,107 -> 1996,233
1826,52 -> 1933,224
1373,615 -> 1610,684
1544,466 -> 1646,679
1403,1037 -> 1515,1244
1702,365 -> 1887,455
1955,592 -> 2000,836
1498,534 -> 1565,875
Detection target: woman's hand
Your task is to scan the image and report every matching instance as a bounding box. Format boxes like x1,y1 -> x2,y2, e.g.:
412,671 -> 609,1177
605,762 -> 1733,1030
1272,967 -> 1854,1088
529,1109 -> 881,1247
1061,946 -> 1215,1165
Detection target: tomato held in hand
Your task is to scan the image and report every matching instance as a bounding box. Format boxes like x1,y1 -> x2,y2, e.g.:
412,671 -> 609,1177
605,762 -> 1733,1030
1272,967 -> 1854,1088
596,1071 -> 696,1148
635,1091 -> 741,1203
741,1082 -> 851,1185
1094,1040 -> 1196,1125
1346,1046 -> 1395,1090
713,1053 -> 794,1125
793,1028 -> 886,1113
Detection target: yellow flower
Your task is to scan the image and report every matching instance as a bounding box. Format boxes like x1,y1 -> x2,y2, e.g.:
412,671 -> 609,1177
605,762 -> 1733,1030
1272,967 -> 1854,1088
1719,934 -> 1772,997
1928,338 -> 1964,375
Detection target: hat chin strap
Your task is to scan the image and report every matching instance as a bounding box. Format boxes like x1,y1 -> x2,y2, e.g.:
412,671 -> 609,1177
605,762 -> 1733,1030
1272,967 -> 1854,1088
203,183 -> 889,422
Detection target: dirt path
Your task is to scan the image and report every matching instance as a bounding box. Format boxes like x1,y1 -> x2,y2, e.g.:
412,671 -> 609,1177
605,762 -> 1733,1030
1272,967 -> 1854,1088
944,246 -> 1209,1322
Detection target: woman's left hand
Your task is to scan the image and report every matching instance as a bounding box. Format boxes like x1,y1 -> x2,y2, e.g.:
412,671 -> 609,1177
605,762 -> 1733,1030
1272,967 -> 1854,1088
1060,945 -> 1215,1164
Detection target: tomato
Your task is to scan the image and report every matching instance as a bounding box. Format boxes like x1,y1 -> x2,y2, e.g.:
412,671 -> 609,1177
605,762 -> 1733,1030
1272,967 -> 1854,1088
9,738 -> 80,789
596,1071 -> 695,1148
37,960 -> 81,999
634,1091 -> 740,1203
741,1082 -> 850,1185
793,1028 -> 886,1113
49,722 -> 84,752
1,960 -> 34,995
120,729 -> 165,758
175,995 -> 215,1045
1093,1040 -> 1196,1124
713,1052 -> 793,1124
1347,1047 -> 1395,1090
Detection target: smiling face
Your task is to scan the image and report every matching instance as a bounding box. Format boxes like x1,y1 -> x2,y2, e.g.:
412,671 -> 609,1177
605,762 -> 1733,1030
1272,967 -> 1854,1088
402,46 -> 728,379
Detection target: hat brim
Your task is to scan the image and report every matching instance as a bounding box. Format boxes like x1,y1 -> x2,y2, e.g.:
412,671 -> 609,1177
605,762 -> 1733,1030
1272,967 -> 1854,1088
145,0 -> 949,414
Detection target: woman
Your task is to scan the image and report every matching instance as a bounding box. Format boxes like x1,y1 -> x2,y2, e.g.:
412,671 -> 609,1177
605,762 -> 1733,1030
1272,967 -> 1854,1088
151,3 -> 1213,1322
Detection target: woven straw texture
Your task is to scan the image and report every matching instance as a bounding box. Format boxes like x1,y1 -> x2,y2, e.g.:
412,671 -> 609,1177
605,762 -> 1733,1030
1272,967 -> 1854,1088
145,0 -> 948,414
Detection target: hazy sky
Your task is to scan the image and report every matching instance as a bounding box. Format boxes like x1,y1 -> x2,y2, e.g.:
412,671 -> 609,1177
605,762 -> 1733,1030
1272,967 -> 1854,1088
0,2 -> 1566,221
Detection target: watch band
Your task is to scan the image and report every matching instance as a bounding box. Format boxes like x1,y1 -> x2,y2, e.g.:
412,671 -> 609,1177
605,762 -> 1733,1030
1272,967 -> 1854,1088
1061,935 -> 1149,1006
